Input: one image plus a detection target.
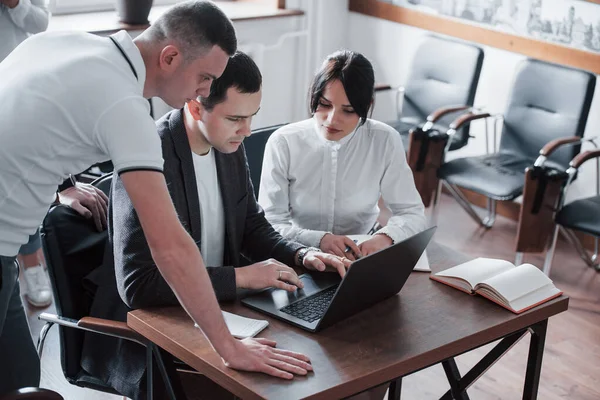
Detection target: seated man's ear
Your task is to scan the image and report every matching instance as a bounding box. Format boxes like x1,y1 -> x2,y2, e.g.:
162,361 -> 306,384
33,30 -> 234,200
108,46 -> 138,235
186,99 -> 205,121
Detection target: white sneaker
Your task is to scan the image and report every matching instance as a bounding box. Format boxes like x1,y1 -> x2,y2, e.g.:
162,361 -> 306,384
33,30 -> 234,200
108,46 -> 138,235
22,265 -> 53,307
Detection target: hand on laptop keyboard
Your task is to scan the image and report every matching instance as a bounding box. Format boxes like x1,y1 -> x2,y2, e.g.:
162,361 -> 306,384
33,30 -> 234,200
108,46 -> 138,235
235,259 -> 304,292
302,250 -> 352,278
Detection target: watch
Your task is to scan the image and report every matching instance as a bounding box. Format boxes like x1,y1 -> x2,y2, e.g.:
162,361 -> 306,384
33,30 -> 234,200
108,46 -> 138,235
297,247 -> 320,266
57,174 -> 77,192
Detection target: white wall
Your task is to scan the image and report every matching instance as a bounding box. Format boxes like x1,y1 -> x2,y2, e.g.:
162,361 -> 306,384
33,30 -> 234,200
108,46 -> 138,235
153,0 -> 348,128
156,0 -> 599,201
346,12 -> 600,202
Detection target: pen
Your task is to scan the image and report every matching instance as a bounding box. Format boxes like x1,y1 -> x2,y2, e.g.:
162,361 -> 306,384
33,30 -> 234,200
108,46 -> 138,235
344,239 -> 359,254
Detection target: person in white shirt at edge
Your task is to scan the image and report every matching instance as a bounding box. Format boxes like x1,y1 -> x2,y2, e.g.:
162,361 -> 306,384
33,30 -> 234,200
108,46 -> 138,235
259,50 -> 427,262
0,1 -> 311,395
1,0 -> 57,309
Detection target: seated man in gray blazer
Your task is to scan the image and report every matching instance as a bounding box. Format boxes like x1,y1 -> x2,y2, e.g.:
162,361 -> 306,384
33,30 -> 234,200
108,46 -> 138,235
81,52 -> 350,400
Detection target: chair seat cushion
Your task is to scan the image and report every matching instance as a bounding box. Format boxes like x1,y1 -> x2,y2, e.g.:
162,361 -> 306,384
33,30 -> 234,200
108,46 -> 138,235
556,195 -> 600,237
73,371 -> 122,395
387,118 -> 467,151
438,153 -> 536,200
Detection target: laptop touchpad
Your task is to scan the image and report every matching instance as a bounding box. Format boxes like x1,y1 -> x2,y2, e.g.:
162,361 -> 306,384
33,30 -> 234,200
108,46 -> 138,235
269,273 -> 340,309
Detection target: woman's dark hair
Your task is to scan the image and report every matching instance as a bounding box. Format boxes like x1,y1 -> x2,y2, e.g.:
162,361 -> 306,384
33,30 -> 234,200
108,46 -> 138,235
309,50 -> 375,126
200,51 -> 262,111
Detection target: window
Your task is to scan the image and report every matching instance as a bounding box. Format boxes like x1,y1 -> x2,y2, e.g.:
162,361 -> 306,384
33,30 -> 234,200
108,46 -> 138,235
54,0 -> 181,15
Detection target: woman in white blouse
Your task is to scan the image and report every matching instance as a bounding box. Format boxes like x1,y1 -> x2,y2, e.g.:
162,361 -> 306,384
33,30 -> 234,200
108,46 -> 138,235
259,50 -> 426,262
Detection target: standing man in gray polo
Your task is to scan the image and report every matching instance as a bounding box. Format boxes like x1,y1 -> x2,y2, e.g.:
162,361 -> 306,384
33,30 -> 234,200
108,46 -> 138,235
0,1 -> 311,395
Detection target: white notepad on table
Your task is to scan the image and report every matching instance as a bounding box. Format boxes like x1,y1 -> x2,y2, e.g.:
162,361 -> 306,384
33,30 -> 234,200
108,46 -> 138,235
348,234 -> 430,272
195,311 -> 269,339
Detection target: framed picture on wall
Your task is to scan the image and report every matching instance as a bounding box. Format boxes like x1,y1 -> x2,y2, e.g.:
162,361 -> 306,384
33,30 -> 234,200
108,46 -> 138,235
351,0 -> 600,73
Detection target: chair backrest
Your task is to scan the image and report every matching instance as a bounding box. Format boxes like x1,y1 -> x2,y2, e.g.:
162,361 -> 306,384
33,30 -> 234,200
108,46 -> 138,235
404,35 -> 484,149
500,59 -> 596,169
244,124 -> 286,198
40,174 -> 112,382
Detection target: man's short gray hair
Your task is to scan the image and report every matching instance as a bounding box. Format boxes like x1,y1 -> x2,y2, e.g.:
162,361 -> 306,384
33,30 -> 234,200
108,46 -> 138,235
147,0 -> 237,60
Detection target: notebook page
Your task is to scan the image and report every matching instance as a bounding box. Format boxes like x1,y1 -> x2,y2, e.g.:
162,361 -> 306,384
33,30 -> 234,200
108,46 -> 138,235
477,264 -> 554,303
413,251 -> 430,272
509,284 -> 561,313
435,258 -> 515,289
195,311 -> 269,339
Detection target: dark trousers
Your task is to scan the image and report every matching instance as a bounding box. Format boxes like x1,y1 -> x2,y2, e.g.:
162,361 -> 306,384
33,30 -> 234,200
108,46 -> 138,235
0,256 -> 40,395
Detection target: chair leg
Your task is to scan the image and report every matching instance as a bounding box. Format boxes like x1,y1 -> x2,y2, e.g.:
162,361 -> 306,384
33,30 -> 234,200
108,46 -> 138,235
515,252 -> 523,266
592,237 -> 599,270
37,321 -> 54,359
562,227 -> 598,268
430,180 -> 443,226
444,182 -> 496,229
482,198 -> 496,228
543,225 -> 560,276
147,345 -> 154,400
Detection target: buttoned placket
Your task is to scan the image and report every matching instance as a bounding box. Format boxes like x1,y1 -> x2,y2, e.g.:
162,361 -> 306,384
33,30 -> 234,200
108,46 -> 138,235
326,142 -> 342,232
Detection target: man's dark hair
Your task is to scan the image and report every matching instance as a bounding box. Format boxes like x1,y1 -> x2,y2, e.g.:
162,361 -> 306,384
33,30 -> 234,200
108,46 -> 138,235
200,51 -> 262,111
309,50 -> 375,127
147,0 -> 237,59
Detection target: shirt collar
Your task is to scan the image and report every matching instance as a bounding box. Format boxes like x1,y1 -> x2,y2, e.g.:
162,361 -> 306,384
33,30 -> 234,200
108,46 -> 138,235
312,119 -> 361,149
110,30 -> 146,93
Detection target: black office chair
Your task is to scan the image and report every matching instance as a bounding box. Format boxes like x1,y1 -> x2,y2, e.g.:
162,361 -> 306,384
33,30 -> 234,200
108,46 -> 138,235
432,59 -> 596,233
0,388 -> 63,400
376,35 -> 484,152
37,174 -> 175,399
542,139 -> 600,275
244,123 -> 286,198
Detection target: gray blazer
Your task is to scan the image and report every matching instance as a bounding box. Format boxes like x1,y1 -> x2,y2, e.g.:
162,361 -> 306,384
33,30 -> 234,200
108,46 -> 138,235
81,109 -> 303,400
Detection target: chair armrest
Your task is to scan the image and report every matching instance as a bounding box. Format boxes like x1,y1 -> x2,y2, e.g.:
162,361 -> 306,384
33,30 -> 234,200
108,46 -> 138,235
374,83 -> 392,92
535,135 -> 600,167
374,84 -> 405,94
78,317 -> 145,343
570,149 -> 600,169
1,387 -> 63,400
426,105 -> 472,123
448,112 -> 491,131
539,137 -> 582,157
39,312 -> 146,345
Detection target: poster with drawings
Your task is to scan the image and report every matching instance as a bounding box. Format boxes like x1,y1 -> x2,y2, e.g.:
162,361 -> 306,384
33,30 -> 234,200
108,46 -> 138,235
379,0 -> 600,53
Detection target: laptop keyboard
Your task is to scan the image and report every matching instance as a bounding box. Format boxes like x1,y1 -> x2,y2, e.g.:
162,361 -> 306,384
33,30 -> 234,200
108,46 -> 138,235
280,285 -> 339,323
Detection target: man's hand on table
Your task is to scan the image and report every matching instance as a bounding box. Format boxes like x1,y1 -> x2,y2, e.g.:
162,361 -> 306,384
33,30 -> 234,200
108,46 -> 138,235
222,337 -> 312,379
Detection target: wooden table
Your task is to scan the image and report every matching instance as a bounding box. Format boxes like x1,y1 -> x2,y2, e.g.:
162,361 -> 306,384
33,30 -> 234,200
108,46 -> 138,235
128,242 -> 568,400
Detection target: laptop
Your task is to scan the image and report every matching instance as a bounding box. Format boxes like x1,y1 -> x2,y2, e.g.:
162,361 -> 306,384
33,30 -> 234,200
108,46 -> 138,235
241,226 -> 436,332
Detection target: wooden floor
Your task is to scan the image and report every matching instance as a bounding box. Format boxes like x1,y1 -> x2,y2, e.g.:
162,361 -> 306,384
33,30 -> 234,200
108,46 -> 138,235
25,193 -> 600,399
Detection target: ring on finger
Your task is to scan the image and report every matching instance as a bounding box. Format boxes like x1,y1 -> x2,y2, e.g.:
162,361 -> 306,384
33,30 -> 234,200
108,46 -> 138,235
278,270 -> 283,280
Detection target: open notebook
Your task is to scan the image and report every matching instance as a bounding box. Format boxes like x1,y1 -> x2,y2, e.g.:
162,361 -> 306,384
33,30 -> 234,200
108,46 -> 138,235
349,234 -> 430,272
195,311 -> 269,339
430,258 -> 562,314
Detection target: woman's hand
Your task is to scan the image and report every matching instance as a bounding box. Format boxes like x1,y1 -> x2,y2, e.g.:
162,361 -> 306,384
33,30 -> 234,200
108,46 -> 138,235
359,234 -> 392,257
302,250 -> 352,278
319,233 -> 362,260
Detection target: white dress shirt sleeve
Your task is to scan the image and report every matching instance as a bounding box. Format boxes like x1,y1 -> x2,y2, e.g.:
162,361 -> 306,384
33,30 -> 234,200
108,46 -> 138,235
376,130 -> 427,243
6,0 -> 53,34
259,134 -> 329,247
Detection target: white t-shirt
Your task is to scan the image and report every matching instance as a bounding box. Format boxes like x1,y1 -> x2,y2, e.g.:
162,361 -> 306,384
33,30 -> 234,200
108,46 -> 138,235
192,149 -> 225,267
0,30 -> 163,256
